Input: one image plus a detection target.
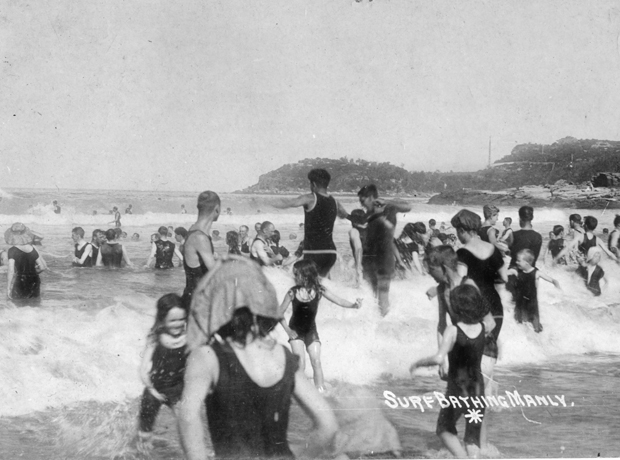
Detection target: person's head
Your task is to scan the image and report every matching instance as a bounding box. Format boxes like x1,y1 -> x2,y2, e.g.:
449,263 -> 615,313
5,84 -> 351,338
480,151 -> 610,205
603,228 -> 609,235
216,307 -> 280,347
518,206 -> 534,225
92,229 -> 105,244
168,226 -> 174,237
131,233 -> 140,241
71,227 -> 85,242
105,228 -> 117,242
113,227 -> 122,238
196,191 -> 221,220
127,204 -> 132,209
348,208 -> 366,228
271,230 -> 281,244
569,214 -> 582,229
113,206 -> 118,212
429,219 -> 437,228
552,225 -> 565,238
586,247 -> 602,266
254,222 -> 262,233
357,184 -> 379,210
450,209 -> 481,241
121,232 -> 127,239
226,230 -> 240,248
260,221 -> 275,239
292,259 -> 322,293
503,217 -> 512,228
289,233 -> 297,240
158,226 -> 168,237
583,215 -> 598,232
515,249 -> 535,271
174,227 -> 188,242
483,205 -> 500,224
52,200 -> 58,205
450,284 -> 489,324
151,233 -> 161,243
307,168 -> 331,191
212,230 -> 220,237
614,215 -> 620,229
299,223 -> 304,229
181,204 -> 185,209
150,293 -> 187,339
238,225 -> 249,240
424,245 -> 458,283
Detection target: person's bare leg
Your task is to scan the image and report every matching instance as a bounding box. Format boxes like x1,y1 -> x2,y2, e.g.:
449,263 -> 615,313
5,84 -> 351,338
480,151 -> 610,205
438,432 -> 468,458
480,355 -> 496,449
307,341 -> 325,391
290,340 -> 307,373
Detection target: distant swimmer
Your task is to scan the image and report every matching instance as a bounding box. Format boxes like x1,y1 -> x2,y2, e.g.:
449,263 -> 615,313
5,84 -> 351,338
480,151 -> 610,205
180,204 -> 187,214
181,191 -> 219,308
274,169 -> 348,277
5,223 -> 48,299
225,207 -> 233,215
146,226 -> 181,269
250,222 -> 282,267
71,227 -> 93,267
238,225 -> 251,257
131,233 -> 140,241
174,227 -> 188,254
126,204 -> 133,215
96,228 -> 132,268
93,210 -> 98,216
211,230 -> 222,242
121,231 -> 127,239
254,222 -> 262,235
109,207 -> 122,228
52,200 -> 61,214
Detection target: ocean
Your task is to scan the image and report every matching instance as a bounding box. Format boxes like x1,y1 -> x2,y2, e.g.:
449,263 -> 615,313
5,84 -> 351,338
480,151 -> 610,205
0,187 -> 619,459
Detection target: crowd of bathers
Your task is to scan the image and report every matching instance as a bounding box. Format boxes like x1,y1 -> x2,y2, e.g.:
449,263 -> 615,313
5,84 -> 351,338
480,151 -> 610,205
3,167 -> 619,459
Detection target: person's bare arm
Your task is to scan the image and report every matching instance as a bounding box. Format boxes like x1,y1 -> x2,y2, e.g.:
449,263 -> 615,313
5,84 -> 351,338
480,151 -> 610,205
410,325 -> 457,372
554,235 -> 580,262
597,240 -> 617,260
291,369 -> 340,459
7,259 -> 15,298
96,249 -> 103,267
273,194 -> 315,210
380,198 -> 411,213
193,234 -> 217,271
174,245 -> 184,265
609,231 -> 620,258
144,243 -> 157,268
349,229 -> 363,285
336,200 -> 349,219
178,346 -> 217,460
537,270 -> 561,289
278,291 -> 297,339
322,287 -> 362,309
121,245 -> 133,267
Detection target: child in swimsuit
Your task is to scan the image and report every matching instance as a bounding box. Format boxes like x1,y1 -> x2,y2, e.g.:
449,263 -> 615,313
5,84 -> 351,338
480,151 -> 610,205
507,249 -> 560,333
410,284 -> 492,458
279,259 -> 361,392
138,293 -> 188,445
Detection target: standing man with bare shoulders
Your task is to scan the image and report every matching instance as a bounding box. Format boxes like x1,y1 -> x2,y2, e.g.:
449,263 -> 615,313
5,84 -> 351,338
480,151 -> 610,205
182,191 -> 219,307
274,169 -> 348,277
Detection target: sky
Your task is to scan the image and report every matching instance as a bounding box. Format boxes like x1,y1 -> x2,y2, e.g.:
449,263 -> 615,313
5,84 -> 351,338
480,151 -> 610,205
2,0 -> 620,192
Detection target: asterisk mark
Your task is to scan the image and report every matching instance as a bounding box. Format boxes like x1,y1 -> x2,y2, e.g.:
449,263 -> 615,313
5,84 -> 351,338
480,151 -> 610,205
464,409 -> 484,424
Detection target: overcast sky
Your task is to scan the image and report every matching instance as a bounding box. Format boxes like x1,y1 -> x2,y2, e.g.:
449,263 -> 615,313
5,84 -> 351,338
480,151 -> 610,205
2,0 -> 620,192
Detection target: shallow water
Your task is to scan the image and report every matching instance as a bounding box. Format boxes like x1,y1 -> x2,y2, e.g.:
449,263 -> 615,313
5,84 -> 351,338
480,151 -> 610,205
0,188 -> 619,458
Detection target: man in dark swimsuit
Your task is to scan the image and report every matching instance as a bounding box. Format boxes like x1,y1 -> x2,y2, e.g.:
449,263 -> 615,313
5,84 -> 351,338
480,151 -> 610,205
145,226 -> 181,269
182,191 -> 219,307
274,169 -> 348,277
509,206 -> 543,268
250,221 -> 282,267
554,215 -> 614,264
71,227 -> 93,267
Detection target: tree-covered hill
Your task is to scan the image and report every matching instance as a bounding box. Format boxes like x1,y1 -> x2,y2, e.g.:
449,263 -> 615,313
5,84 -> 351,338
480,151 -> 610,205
237,137 -> 620,194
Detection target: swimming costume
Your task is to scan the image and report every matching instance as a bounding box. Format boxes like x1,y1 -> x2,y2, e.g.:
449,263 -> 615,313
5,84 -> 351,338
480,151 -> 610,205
608,230 -> 620,254
436,324 -> 486,447
138,341 -> 187,432
91,244 -> 99,265
578,233 -> 597,256
7,246 -> 41,299
576,265 -> 605,296
206,340 -> 298,459
154,240 -> 175,269
73,242 -> 93,267
182,229 -> 212,307
303,193 -> 337,253
478,226 -> 498,243
240,240 -> 250,255
250,236 -> 271,266
288,287 -> 322,348
509,229 -> 543,267
548,238 -> 564,258
100,243 -> 123,267
513,268 -> 539,324
456,248 -> 504,359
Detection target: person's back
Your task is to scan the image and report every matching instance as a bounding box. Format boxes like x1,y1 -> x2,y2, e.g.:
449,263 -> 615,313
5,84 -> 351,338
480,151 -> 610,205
73,242 -> 93,267
510,229 -> 542,266
182,229 -> 211,298
155,239 -> 176,269
101,242 -> 123,267
206,339 -> 297,459
447,323 -> 485,398
8,246 -> 41,298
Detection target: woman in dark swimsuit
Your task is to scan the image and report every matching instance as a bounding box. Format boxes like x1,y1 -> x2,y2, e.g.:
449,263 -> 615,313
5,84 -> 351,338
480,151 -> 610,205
5,223 -> 47,300
178,257 -> 341,459
96,229 -> 132,268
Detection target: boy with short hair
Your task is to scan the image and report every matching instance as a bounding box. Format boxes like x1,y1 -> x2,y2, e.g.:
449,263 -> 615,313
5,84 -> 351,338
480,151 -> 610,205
507,249 -> 560,333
